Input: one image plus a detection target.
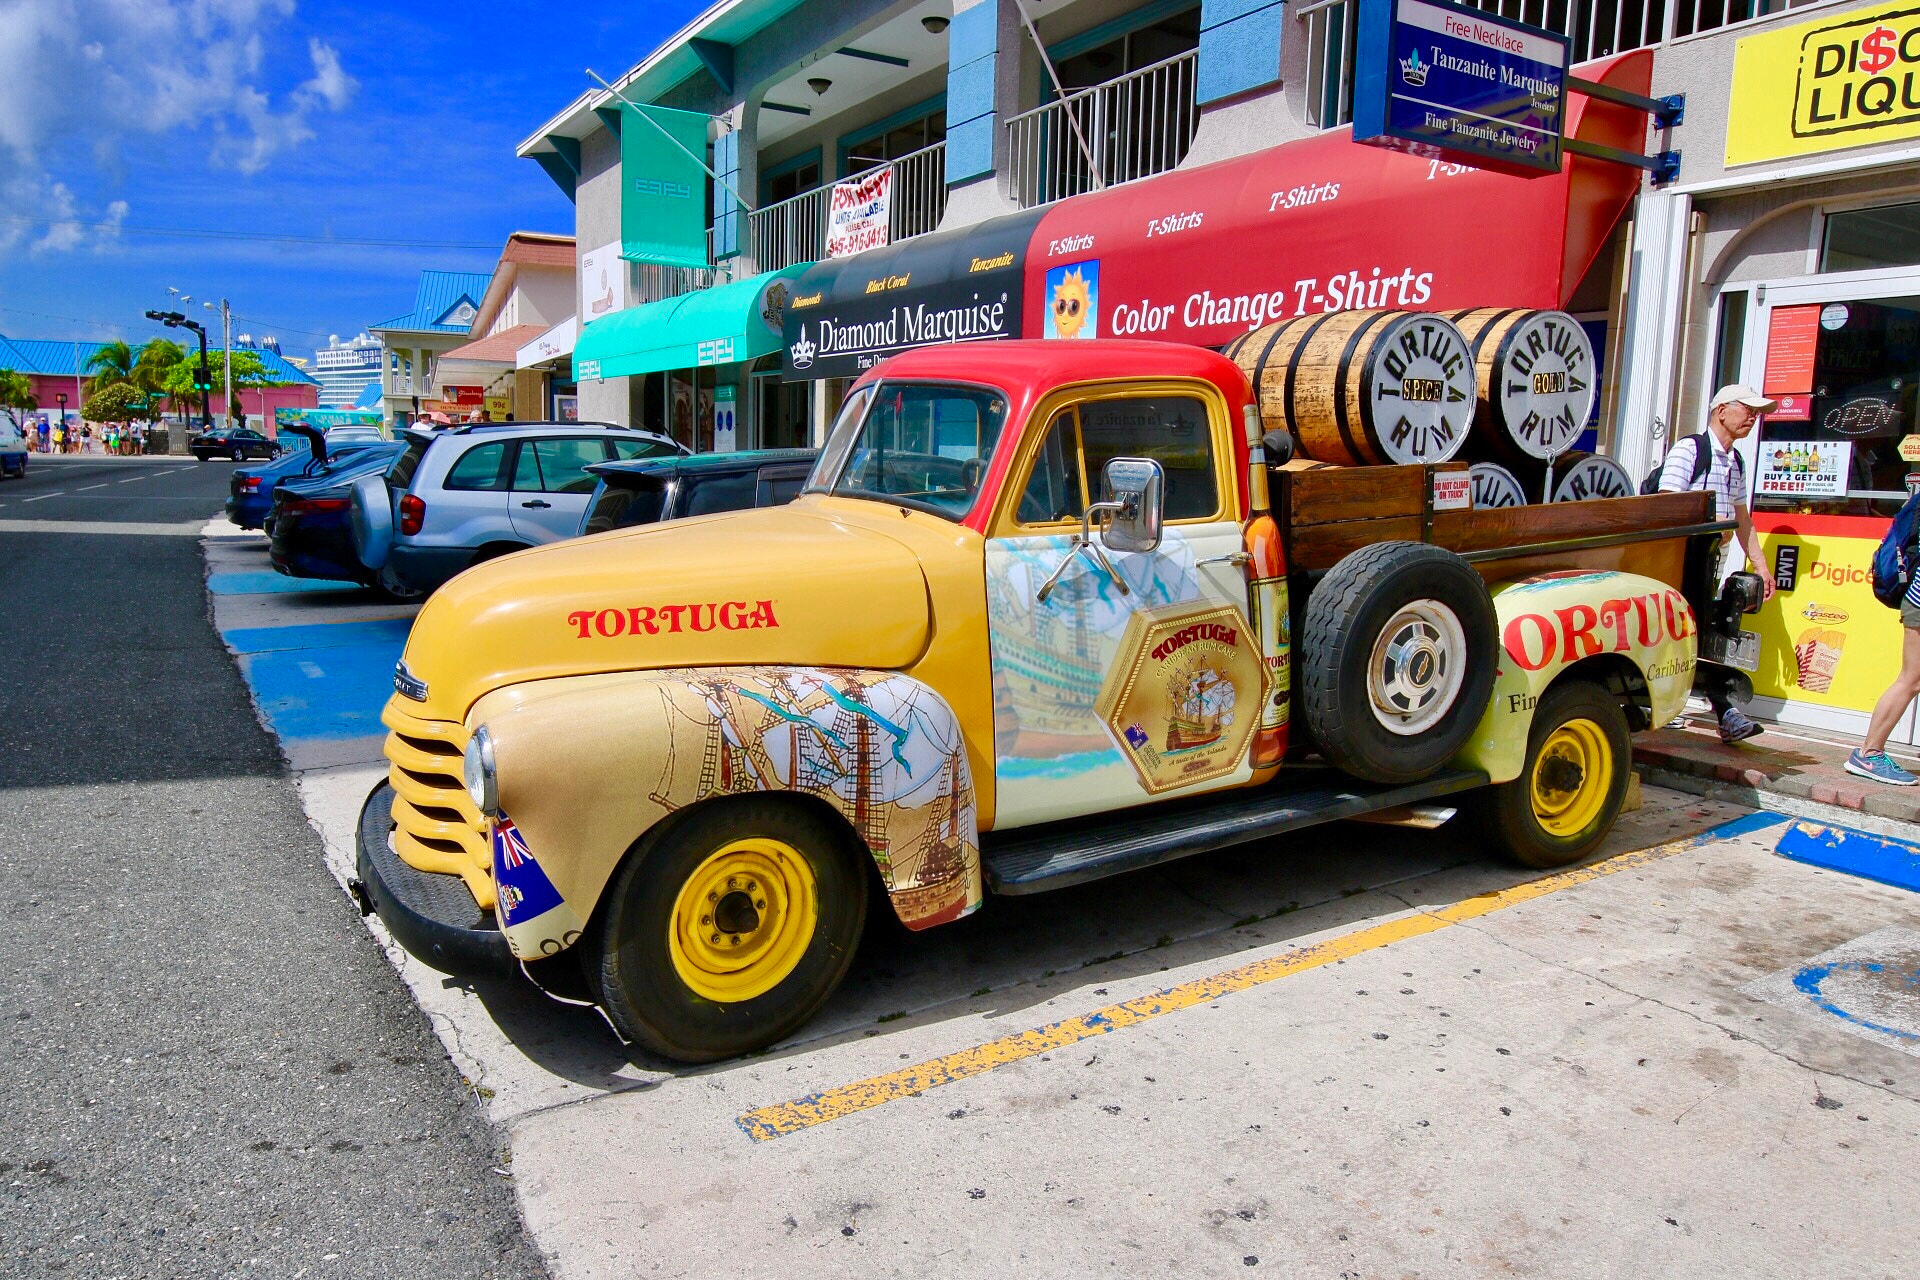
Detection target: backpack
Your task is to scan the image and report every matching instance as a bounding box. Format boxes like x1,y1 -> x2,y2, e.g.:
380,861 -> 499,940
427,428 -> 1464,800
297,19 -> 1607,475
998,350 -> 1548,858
1640,433 -> 1737,496
1872,490 -> 1920,608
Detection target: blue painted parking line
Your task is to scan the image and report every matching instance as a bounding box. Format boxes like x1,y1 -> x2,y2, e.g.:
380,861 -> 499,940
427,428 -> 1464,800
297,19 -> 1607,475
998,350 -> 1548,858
238,640 -> 405,742
208,571 -> 361,595
1776,822 -> 1920,894
223,618 -> 413,655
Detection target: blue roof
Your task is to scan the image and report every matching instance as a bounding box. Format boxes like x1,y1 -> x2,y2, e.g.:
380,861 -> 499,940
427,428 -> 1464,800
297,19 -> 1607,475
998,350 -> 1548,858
368,269 -> 495,334
0,332 -> 318,385
352,379 -> 385,409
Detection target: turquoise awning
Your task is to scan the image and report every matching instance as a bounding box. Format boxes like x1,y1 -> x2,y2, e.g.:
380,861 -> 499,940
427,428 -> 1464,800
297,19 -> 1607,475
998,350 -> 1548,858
573,264 -> 812,382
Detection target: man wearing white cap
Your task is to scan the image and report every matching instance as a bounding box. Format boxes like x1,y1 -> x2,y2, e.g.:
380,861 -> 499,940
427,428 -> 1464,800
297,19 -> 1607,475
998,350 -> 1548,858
1657,384 -> 1777,743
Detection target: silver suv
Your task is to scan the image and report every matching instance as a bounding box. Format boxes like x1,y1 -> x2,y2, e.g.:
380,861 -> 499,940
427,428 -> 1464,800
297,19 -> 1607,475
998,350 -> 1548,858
349,421 -> 684,597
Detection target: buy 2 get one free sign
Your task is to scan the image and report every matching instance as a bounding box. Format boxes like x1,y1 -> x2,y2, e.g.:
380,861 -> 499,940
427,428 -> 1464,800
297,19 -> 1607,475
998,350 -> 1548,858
1728,3 -> 1920,165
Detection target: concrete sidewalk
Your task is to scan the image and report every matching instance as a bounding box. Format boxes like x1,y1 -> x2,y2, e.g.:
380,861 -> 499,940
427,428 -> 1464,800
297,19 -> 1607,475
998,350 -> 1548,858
1636,712 -> 1920,830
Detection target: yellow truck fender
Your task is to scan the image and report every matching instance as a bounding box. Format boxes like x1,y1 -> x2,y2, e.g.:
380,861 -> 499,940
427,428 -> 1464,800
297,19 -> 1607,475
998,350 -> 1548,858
473,664 -> 984,960
1452,570 -> 1697,784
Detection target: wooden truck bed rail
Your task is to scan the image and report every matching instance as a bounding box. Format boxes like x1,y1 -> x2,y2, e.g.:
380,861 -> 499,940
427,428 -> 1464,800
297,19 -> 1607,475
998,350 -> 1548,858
1275,462 -> 1727,584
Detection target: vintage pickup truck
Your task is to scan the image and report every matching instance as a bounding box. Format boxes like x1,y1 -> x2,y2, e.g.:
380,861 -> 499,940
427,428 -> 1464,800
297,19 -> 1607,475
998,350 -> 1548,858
354,340 -> 1750,1062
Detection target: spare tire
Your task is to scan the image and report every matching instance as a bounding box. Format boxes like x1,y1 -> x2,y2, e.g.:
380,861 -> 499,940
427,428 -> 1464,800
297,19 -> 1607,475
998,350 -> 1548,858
1300,541 -> 1497,784
349,472 -> 395,571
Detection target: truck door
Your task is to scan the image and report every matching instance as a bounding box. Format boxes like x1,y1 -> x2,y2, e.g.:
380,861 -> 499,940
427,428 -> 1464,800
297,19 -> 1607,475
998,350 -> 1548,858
985,384 -> 1265,829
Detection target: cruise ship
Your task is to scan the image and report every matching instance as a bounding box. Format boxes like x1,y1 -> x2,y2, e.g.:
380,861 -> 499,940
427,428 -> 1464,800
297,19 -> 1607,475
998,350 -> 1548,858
309,332 -> 383,408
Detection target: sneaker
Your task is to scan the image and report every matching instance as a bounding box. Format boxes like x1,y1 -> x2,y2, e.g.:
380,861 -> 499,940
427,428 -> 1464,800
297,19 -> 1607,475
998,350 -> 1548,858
1845,749 -> 1918,787
1718,708 -> 1764,744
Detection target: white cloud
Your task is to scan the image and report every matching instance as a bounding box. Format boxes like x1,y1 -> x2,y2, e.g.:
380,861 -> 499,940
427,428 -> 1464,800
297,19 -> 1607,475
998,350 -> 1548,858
0,1 -> 355,253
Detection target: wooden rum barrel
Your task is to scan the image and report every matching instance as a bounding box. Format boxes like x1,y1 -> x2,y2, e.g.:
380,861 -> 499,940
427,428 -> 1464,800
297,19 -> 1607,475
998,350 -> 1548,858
1548,452 -> 1636,503
1469,461 -> 1527,509
1447,308 -> 1596,464
1227,310 -> 1477,467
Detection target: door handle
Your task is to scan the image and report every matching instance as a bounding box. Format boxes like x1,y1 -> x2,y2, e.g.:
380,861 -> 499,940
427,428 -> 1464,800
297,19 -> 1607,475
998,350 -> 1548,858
1198,552 -> 1250,567
521,499 -> 552,509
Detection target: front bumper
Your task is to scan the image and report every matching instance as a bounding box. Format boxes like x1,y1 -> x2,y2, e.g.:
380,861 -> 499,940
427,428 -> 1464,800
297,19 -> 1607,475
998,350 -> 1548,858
354,781 -> 513,977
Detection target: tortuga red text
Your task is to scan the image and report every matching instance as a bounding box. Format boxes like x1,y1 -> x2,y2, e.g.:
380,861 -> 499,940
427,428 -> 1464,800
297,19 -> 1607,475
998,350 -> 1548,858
1502,589 -> 1694,672
1151,623 -> 1239,662
567,600 -> 780,639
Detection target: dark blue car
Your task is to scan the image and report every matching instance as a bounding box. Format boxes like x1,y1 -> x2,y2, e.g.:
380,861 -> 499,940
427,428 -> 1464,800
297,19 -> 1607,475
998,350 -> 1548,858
226,426 -> 388,531
268,443 -> 406,592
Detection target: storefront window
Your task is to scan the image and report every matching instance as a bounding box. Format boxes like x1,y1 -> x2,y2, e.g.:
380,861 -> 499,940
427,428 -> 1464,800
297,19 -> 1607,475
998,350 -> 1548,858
1754,295 -> 1920,513
1821,201 -> 1920,273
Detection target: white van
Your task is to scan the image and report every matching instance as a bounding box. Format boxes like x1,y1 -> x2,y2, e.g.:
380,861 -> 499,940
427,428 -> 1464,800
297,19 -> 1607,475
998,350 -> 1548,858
0,419 -> 28,479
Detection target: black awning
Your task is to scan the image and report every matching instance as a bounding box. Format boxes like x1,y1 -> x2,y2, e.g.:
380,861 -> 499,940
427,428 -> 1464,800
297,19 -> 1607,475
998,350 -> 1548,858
781,207 -> 1044,381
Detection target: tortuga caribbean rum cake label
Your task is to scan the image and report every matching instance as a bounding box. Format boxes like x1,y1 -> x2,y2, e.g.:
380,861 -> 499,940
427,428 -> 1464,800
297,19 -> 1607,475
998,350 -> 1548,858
1096,601 -> 1268,795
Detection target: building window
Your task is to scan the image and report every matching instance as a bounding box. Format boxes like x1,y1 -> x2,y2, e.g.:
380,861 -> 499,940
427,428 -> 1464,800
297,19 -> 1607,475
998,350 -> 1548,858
845,109 -> 947,172
1053,6 -> 1200,93
1822,202 -> 1920,273
766,159 -> 821,206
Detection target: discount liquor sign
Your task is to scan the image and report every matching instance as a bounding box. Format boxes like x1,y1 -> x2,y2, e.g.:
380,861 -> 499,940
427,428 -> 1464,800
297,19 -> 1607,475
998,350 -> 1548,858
1352,0 -> 1569,177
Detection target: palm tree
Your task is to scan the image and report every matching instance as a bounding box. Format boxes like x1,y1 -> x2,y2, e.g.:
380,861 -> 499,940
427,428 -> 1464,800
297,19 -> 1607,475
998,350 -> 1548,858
85,340 -> 135,398
132,338 -> 186,423
0,368 -> 36,429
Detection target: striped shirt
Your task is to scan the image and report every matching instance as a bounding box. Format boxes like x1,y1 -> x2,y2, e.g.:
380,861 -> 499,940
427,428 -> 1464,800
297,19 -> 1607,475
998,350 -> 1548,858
1906,550 -> 1920,611
1656,431 -> 1746,522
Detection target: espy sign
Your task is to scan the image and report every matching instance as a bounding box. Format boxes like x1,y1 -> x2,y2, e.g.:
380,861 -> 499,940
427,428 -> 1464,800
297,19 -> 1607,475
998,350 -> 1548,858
1351,0 -> 1569,177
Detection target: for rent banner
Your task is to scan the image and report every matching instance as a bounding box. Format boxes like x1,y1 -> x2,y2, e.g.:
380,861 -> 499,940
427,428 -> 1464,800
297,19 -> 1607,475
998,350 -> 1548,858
826,168 -> 892,258
620,103 -> 710,270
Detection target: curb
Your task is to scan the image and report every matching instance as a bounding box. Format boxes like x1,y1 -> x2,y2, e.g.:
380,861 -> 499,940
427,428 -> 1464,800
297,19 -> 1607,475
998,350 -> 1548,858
1636,763 -> 1920,845
1633,741 -> 1920,826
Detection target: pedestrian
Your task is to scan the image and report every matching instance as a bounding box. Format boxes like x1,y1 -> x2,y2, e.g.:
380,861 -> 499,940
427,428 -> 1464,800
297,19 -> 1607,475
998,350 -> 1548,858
1847,564 -> 1920,785
1656,383 -> 1777,743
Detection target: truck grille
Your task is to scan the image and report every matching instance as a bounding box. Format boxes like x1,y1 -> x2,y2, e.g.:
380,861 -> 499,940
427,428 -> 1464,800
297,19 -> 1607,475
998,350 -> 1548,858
379,703 -> 494,910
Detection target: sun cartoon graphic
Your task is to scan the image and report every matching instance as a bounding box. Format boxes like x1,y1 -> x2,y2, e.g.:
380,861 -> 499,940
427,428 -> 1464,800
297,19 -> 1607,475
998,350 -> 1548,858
1050,267 -> 1091,339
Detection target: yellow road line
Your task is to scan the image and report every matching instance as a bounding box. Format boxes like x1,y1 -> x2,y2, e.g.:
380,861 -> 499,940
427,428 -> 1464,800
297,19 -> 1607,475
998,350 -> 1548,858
736,811 -> 1787,1141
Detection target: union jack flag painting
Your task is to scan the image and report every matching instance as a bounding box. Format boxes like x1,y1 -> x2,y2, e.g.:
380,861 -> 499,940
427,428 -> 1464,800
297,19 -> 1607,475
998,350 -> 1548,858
490,812 -> 566,930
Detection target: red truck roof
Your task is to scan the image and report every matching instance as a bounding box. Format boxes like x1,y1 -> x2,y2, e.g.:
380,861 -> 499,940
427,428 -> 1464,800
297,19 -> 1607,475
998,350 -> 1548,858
852,340 -> 1255,533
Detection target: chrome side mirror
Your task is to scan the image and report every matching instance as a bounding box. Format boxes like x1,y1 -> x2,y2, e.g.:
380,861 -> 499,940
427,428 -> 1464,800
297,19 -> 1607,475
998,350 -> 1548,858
1098,457 -> 1164,554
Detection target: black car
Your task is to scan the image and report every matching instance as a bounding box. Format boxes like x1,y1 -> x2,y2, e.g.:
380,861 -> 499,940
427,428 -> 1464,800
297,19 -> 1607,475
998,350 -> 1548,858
192,426 -> 280,462
579,448 -> 819,536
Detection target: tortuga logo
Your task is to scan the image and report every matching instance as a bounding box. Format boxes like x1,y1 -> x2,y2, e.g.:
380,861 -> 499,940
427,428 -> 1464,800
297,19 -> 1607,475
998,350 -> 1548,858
1801,601 -> 1850,625
567,600 -> 779,639
1502,588 -> 1694,672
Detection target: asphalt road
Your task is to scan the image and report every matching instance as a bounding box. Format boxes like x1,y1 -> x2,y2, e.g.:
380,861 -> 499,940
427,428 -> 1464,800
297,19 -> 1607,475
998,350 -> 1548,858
0,457 -> 547,1278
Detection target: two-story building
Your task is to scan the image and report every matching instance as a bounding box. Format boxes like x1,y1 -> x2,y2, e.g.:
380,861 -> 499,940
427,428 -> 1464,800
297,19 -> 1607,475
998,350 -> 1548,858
518,0 -> 1920,740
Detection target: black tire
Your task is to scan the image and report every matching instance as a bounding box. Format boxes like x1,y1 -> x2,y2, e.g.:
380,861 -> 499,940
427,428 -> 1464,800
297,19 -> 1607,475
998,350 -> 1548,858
230,446 -> 245,462
193,451 -> 209,462
1300,541 -> 1496,784
597,798 -> 868,1063
1470,680 -> 1630,869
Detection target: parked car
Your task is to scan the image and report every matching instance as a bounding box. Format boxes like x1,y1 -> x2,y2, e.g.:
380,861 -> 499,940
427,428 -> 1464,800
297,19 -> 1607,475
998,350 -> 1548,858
268,443 -> 406,591
227,425 -> 391,531
192,426 -> 280,462
349,422 -> 685,598
579,448 -> 819,535
0,420 -> 26,478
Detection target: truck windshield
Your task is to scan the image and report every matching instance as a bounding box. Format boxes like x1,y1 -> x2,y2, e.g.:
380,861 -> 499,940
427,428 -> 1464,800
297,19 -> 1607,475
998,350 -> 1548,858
815,382 -> 1008,520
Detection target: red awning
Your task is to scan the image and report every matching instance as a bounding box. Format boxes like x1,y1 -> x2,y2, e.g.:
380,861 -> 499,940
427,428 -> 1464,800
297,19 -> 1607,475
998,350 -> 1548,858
1022,52 -> 1652,348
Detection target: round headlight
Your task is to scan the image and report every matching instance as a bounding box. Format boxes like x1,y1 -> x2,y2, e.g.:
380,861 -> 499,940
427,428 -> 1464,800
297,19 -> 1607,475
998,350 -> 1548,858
464,726 -> 498,817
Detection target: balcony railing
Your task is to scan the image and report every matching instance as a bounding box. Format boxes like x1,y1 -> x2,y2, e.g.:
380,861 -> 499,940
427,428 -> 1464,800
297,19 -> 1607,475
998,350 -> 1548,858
1004,49 -> 1199,210
747,140 -> 948,272
1301,0 -> 1810,128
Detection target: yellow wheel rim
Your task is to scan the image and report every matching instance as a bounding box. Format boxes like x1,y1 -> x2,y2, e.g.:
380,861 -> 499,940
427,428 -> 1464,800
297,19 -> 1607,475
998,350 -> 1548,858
667,838 -> 818,1004
1530,717 -> 1613,839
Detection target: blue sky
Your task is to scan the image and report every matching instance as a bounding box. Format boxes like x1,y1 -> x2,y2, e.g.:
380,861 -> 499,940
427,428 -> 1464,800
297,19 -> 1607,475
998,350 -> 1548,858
0,0 -> 705,362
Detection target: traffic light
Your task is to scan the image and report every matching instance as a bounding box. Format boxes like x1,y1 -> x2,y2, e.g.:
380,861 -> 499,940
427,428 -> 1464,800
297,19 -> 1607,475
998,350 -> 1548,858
193,364 -> 213,392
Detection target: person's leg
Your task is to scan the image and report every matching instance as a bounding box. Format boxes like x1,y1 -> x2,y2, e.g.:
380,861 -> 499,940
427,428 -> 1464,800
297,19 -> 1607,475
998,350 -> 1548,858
1863,624 -> 1920,754
1849,622 -> 1920,785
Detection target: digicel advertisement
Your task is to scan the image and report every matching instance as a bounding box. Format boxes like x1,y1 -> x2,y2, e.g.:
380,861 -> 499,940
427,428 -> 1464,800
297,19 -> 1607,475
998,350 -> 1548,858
1752,514 -> 1901,714
1022,51 -> 1649,349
